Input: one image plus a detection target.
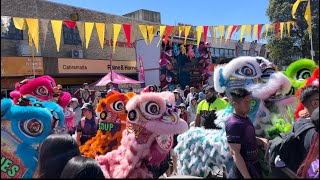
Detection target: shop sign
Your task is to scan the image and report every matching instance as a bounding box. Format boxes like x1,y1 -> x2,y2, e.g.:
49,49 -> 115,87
1,57 -> 44,77
58,58 -> 137,74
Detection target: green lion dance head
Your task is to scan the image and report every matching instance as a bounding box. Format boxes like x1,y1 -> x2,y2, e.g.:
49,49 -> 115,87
282,59 -> 318,94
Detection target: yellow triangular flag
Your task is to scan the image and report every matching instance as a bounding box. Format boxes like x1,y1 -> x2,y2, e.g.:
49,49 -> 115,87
179,26 -> 184,38
197,26 -> 202,47
184,26 -> 191,45
51,20 -> 63,52
264,24 -> 269,39
292,0 -> 307,19
26,18 -> 39,53
219,25 -> 225,44
12,17 -> 26,30
76,21 -> 85,47
147,25 -> 155,43
246,25 -> 251,41
138,25 -> 148,45
85,22 -> 94,49
225,25 -> 233,43
157,25 -> 166,47
304,0 -> 312,39
240,25 -> 246,42
113,24 -> 121,52
253,24 -> 258,40
286,22 -> 291,37
95,23 -> 105,49
280,22 -> 284,39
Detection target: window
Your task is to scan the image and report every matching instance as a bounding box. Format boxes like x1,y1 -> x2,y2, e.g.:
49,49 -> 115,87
1,17 -> 23,40
226,49 -> 234,57
254,51 -> 258,56
242,50 -> 248,56
63,24 -> 82,45
214,48 -> 219,57
219,48 -> 225,57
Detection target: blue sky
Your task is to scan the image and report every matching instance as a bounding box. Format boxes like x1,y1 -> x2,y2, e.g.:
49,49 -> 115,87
48,0 -> 270,26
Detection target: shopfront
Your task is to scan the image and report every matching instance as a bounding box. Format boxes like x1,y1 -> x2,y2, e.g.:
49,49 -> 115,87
1,56 -> 44,97
46,58 -> 138,94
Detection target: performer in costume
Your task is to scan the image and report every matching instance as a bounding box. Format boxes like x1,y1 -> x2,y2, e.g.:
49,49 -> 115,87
294,67 -> 319,120
282,58 -> 318,95
79,90 -> 134,158
1,97 -> 65,178
74,83 -> 96,107
174,56 -> 296,178
96,89 -> 188,178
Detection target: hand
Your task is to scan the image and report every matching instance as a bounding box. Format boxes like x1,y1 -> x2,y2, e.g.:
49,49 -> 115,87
299,109 -> 310,118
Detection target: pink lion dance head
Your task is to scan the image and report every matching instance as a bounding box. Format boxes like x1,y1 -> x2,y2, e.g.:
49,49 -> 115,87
96,87 -> 188,178
9,75 -> 71,108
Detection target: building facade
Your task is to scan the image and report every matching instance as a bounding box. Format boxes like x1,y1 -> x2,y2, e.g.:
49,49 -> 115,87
1,0 -> 159,96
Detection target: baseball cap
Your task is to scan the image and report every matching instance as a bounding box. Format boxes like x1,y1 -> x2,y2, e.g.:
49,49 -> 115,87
70,98 -> 78,103
173,89 -> 179,93
81,103 -> 93,111
178,103 -> 186,108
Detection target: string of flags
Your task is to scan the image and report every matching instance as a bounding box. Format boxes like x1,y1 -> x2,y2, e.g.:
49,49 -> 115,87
0,0 -> 312,54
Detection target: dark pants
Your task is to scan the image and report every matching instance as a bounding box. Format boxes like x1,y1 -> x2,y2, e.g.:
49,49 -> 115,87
228,162 -> 263,179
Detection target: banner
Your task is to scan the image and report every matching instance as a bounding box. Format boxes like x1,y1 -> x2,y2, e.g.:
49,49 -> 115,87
253,24 -> 258,41
122,24 -> 131,48
264,24 -> 269,39
40,19 -> 50,48
178,26 -> 184,38
96,23 -> 106,49
64,20 -> 76,28
304,0 -> 312,39
203,26 -> 208,44
51,20 -> 63,52
76,21 -> 85,47
240,25 -> 246,42
164,25 -> 174,45
257,24 -> 263,42
1,57 -> 44,77
219,25 -> 225,44
280,22 -> 284,39
292,0 -> 307,19
225,25 -> 233,43
229,25 -> 237,42
246,25 -> 251,41
85,22 -> 94,49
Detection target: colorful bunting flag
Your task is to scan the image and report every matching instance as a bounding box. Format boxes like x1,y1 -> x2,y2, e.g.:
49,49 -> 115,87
264,23 -> 269,39
292,0 -> 307,19
147,25 -> 156,43
178,26 -> 184,38
240,25 -> 246,42
253,24 -> 258,40
164,26 -> 174,45
76,21 -> 85,47
63,20 -> 76,28
197,26 -> 202,47
275,22 -> 280,39
257,24 -> 263,42
246,25 -> 251,41
203,26 -> 208,43
85,22 -> 94,49
219,25 -> 225,44
138,25 -> 148,45
157,25 -> 166,47
113,24 -> 121,52
13,17 -> 26,30
304,0 -> 312,39
96,23 -> 106,49
40,19 -> 49,48
184,26 -> 191,45
51,20 -> 63,52
209,26 -> 214,43
280,22 -> 284,39
286,21 -> 291,37
225,25 -> 233,43
229,25 -> 238,42
122,24 -> 131,48
26,18 -> 39,53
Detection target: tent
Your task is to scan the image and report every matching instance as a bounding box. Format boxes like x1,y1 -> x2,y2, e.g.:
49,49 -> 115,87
92,70 -> 144,87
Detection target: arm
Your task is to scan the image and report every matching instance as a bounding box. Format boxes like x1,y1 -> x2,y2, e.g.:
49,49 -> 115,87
256,136 -> 269,150
195,114 -> 201,127
76,131 -> 82,146
228,143 -> 251,179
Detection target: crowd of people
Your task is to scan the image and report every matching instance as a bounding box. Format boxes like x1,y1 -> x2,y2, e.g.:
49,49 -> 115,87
1,70 -> 319,178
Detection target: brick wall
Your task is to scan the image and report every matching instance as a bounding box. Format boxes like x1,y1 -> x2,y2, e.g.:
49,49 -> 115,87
1,0 -> 159,60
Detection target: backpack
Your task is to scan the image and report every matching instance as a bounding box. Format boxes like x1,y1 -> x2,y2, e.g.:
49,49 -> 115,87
268,122 -> 315,171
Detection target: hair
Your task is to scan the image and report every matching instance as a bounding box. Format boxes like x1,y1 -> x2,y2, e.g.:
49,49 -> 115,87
205,85 -> 215,92
33,134 -> 80,178
300,85 -> 319,106
60,156 -> 104,179
297,107 -> 319,178
229,88 -> 251,102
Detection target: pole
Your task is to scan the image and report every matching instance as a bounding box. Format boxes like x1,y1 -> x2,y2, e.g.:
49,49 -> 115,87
110,52 -> 113,82
308,0 -> 314,61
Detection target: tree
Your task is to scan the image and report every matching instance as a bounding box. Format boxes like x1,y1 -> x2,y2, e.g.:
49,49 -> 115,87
266,0 -> 319,66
